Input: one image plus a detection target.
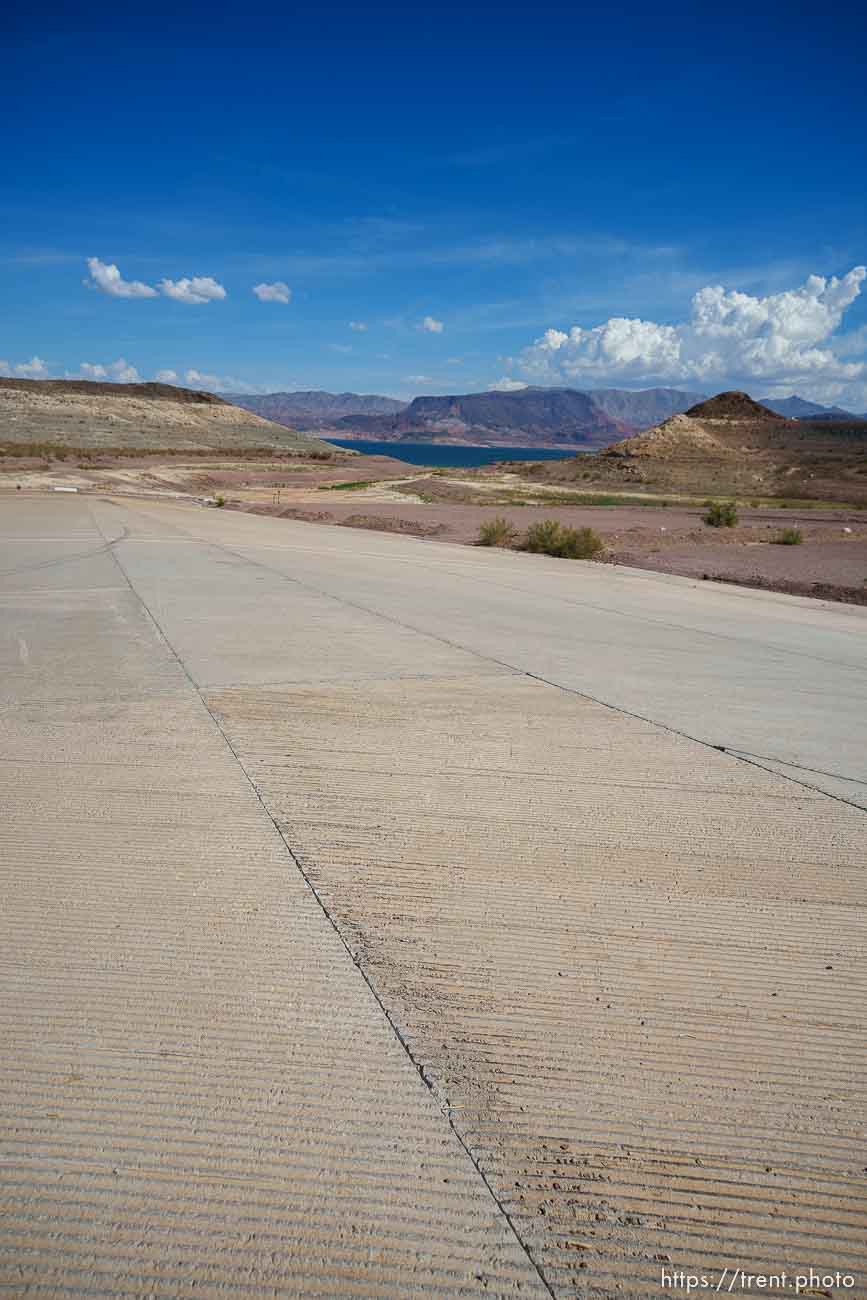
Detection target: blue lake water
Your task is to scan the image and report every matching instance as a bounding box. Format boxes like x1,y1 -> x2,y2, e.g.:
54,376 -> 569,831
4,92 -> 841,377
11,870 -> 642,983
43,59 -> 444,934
328,439 -> 586,468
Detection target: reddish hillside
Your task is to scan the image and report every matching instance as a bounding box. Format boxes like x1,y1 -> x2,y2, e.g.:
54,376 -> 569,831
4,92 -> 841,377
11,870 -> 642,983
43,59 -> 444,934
686,391 -> 785,420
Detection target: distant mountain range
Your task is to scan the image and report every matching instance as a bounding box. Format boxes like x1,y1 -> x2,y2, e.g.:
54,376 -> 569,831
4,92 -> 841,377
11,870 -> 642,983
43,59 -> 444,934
222,390 -> 406,430
224,386 -> 706,447
759,395 -> 864,421
343,387 -> 713,446
221,385 -> 866,447
339,388 -> 628,446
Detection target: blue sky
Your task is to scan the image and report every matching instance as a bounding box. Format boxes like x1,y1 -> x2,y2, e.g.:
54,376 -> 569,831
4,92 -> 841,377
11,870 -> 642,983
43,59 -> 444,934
3,0 -> 867,405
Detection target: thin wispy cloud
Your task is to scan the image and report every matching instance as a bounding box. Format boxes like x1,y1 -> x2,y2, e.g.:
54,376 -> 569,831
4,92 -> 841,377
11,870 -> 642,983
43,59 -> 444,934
223,231 -> 669,281
184,368 -> 265,394
349,320 -> 368,331
421,316 -> 444,334
252,281 -> 291,303
3,251 -> 82,267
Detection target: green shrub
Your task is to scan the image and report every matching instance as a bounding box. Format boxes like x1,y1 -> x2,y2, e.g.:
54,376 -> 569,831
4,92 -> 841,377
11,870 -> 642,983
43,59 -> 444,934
703,499 -> 738,527
214,494 -> 226,508
319,479 -> 373,491
523,519 -> 605,559
477,516 -> 519,547
775,527 -> 803,545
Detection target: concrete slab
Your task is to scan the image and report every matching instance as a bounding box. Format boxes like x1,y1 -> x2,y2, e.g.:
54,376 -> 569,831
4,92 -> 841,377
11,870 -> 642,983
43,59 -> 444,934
95,496 -> 867,808
0,498 -> 548,1298
209,671 -> 867,1296
2,494 -> 865,1297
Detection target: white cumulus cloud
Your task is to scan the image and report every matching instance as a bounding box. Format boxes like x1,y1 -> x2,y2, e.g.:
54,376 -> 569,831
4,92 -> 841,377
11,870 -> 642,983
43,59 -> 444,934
155,369 -> 179,383
1,355 -> 50,378
349,320 -> 368,331
184,368 -> 265,394
85,258 -> 227,305
518,267 -> 867,404
159,276 -> 227,305
489,377 -> 528,391
253,281 -> 292,304
20,356 -> 51,378
421,315 -> 444,333
832,324 -> 867,359
78,358 -> 141,383
186,368 -> 229,390
85,257 -> 158,299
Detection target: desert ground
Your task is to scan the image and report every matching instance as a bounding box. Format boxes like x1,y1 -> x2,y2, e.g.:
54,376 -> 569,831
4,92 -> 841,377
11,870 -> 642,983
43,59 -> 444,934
3,445 -> 866,603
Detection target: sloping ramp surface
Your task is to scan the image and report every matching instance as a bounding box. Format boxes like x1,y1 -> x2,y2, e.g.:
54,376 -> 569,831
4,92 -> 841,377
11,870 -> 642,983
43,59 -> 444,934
0,497 -> 546,1298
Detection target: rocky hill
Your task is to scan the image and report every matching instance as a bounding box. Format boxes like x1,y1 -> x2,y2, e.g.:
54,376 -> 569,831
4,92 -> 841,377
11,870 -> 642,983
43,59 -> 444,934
0,378 -> 332,452
685,391 -> 785,421
224,390 -> 407,430
578,391 -> 867,502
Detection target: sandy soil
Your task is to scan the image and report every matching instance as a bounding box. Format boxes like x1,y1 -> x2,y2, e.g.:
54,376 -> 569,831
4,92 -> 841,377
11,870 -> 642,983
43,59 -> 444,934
3,450 -> 865,604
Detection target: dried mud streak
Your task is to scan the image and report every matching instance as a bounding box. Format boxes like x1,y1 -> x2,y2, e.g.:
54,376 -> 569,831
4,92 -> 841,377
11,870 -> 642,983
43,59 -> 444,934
90,501 -> 556,1300
0,496 -> 549,1297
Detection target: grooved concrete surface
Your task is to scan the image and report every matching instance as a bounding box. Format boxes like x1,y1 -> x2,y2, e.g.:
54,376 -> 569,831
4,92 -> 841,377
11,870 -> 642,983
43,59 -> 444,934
0,499 -> 546,1298
2,494 -> 866,1299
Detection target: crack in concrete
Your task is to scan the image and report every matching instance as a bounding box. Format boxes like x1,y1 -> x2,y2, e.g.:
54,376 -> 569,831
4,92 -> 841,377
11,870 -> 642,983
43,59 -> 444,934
89,497 -> 558,1300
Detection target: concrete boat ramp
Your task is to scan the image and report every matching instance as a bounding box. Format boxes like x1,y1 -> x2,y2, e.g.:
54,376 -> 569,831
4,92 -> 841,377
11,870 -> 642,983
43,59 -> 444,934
1,495 -> 865,1297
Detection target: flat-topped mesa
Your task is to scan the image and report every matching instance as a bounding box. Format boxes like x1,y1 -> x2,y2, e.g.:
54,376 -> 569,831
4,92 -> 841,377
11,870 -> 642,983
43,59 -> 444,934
685,390 -> 786,421
0,377 -> 333,452
0,377 -> 227,405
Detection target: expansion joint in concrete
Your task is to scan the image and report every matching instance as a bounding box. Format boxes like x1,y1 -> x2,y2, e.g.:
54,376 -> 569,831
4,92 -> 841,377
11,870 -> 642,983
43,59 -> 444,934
88,499 -> 559,1300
